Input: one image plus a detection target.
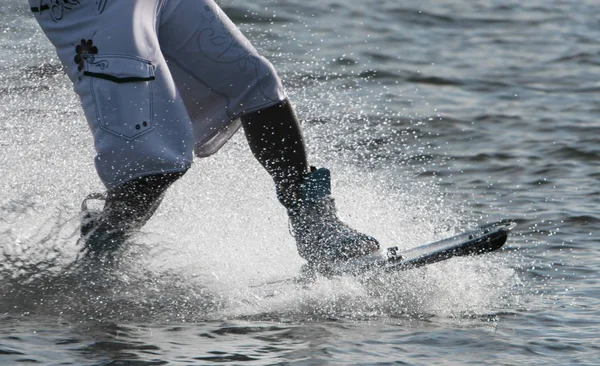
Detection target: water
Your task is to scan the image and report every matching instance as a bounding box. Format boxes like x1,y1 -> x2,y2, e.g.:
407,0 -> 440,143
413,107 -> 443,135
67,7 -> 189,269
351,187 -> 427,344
1,0 -> 599,364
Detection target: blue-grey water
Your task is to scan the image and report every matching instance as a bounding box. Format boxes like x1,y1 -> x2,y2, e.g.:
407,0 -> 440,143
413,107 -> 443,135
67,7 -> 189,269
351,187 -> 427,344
1,0 -> 599,364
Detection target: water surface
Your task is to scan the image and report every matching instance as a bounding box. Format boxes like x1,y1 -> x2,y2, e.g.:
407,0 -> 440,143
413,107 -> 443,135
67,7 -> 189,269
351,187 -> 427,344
1,0 -> 599,364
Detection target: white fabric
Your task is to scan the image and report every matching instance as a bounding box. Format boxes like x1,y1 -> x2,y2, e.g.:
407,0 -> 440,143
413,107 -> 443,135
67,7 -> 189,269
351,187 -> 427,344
30,0 -> 286,188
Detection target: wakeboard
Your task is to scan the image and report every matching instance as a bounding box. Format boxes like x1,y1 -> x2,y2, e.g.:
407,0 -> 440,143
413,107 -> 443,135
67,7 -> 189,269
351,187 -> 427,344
255,220 -> 516,286
316,219 -> 516,277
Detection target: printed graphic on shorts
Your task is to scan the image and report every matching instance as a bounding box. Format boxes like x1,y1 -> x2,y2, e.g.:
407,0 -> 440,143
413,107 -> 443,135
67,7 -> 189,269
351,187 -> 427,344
74,39 -> 98,71
96,0 -> 108,14
197,6 -> 251,67
49,0 -> 80,21
196,5 -> 280,103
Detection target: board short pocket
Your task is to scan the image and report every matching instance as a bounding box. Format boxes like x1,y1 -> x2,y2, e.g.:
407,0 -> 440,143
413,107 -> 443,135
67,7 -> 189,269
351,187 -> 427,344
85,55 -> 156,140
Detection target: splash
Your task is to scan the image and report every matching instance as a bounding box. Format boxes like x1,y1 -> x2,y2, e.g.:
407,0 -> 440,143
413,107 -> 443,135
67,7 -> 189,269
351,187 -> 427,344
0,150 -> 520,324
0,17 -> 521,325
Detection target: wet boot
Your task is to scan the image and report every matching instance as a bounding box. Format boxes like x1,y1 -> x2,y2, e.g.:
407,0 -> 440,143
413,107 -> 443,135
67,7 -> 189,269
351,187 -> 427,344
79,172 -> 184,259
240,99 -> 378,269
79,193 -> 132,258
282,167 -> 379,268
80,192 -> 107,238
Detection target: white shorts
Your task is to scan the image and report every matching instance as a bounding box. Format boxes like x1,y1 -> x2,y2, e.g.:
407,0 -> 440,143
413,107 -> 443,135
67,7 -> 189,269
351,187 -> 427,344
30,0 -> 286,188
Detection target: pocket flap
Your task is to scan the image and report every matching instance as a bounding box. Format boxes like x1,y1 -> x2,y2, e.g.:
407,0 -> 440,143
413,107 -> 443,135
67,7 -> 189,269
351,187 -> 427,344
84,55 -> 155,83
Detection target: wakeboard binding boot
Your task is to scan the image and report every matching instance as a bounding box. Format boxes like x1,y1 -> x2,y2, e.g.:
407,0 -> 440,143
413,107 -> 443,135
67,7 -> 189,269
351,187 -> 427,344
79,172 -> 181,261
79,193 -> 129,260
282,167 -> 380,274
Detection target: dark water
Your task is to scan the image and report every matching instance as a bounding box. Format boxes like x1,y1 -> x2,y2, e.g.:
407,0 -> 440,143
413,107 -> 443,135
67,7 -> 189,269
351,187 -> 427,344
1,0 -> 599,364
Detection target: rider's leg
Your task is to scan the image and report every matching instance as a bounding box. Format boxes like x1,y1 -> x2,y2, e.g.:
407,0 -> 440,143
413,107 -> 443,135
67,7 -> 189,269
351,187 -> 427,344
81,171 -> 186,255
239,99 -> 309,207
240,99 -> 379,266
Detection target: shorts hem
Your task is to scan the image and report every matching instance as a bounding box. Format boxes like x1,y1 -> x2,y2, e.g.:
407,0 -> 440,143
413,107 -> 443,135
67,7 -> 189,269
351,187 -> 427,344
104,164 -> 192,189
193,95 -> 288,158
233,95 -> 288,120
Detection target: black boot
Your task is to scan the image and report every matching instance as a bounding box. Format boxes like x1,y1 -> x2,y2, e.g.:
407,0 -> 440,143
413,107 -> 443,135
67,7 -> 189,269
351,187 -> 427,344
241,100 -> 379,268
79,193 -> 126,257
79,172 -> 184,258
282,167 -> 379,266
